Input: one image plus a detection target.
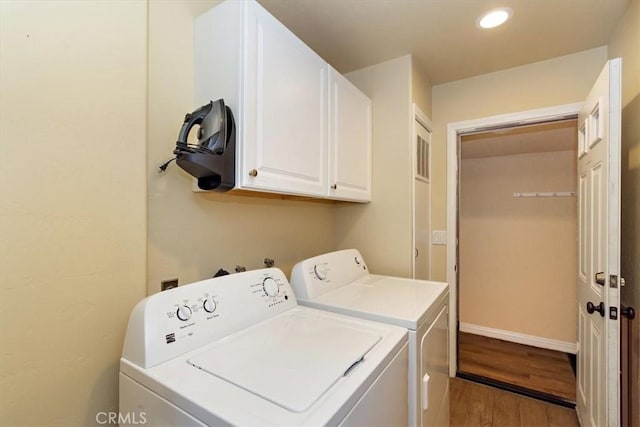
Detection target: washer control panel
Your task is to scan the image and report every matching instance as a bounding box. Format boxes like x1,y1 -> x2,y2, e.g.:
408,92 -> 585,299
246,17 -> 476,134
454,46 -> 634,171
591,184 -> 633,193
167,292 -> 220,322
290,249 -> 370,300
313,264 -> 329,280
122,268 -> 296,368
249,271 -> 290,308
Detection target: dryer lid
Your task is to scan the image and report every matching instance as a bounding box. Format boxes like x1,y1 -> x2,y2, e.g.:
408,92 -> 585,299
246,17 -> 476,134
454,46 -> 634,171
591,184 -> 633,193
311,275 -> 448,330
187,311 -> 381,413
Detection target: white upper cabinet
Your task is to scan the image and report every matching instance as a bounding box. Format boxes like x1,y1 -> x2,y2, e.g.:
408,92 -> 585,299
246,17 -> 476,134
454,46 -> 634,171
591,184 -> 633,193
241,2 -> 327,197
195,0 -> 369,201
328,67 -> 372,202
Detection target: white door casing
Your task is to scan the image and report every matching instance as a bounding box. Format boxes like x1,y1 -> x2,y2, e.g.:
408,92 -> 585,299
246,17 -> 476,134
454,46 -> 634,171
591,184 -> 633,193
576,58 -> 622,427
445,102 -> 582,376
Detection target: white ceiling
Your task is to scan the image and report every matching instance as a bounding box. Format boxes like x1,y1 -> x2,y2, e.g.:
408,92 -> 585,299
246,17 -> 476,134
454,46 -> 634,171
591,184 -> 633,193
258,0 -> 629,84
461,120 -> 578,159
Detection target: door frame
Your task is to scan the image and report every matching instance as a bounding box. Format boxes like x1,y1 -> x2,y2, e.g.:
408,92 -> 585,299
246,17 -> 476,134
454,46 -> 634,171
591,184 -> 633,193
412,103 -> 432,279
446,102 -> 583,376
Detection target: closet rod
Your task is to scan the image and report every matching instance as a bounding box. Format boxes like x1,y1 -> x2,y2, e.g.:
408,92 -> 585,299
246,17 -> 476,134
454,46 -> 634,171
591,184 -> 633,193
513,192 -> 576,198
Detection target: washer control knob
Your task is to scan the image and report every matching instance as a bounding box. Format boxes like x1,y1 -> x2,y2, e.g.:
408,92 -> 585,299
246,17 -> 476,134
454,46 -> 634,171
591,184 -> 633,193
203,298 -> 217,313
313,264 -> 328,280
176,305 -> 192,321
263,277 -> 279,297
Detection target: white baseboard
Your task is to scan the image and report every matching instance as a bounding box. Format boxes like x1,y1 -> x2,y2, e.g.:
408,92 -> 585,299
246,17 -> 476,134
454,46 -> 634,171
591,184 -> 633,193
459,322 -> 577,354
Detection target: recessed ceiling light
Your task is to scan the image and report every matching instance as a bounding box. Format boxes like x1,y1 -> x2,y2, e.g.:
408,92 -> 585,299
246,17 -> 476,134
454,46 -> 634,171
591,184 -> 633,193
477,8 -> 512,29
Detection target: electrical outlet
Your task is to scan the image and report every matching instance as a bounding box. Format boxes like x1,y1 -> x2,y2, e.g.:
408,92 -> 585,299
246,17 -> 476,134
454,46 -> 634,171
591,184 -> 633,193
161,278 -> 179,291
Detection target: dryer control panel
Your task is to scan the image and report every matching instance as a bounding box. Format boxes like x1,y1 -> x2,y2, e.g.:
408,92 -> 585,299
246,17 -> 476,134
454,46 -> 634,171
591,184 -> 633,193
290,249 -> 369,300
121,268 -> 296,369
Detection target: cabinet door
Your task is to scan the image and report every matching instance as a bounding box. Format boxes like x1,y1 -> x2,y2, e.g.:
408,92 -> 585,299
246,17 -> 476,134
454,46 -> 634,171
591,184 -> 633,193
328,68 -> 372,202
241,2 -> 328,197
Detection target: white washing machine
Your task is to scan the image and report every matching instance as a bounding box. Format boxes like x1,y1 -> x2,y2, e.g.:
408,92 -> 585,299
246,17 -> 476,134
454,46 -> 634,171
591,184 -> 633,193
291,249 -> 450,427
119,268 -> 409,426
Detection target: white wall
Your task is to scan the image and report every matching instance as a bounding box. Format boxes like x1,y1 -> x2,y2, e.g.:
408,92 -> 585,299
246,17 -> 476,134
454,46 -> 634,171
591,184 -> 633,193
0,1 -> 147,425
431,47 -> 608,282
460,150 -> 577,343
147,0 -> 336,292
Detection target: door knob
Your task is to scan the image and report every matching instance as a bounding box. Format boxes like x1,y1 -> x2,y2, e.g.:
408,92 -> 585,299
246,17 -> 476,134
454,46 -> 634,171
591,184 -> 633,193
621,306 -> 636,320
595,272 -> 605,286
587,301 -> 605,317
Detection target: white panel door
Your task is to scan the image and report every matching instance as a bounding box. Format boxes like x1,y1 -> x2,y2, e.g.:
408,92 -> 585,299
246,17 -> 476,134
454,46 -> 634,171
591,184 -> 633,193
414,120 -> 431,280
328,67 -> 371,202
576,58 -> 621,427
242,2 -> 327,196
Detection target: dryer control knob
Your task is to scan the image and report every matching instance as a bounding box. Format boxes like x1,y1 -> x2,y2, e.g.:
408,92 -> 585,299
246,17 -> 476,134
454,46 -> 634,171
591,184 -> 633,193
176,305 -> 192,321
263,277 -> 279,297
203,298 -> 217,313
313,264 -> 328,280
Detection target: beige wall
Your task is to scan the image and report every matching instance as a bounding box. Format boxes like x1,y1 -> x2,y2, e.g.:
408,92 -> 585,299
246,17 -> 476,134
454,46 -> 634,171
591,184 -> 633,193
431,47 -> 608,281
1,0 -> 633,424
0,1 -> 147,426
460,150 -> 577,343
336,55 -> 414,277
611,0 -> 639,313
412,59 -> 432,118
608,0 -> 640,423
147,0 -> 336,292
338,54 -> 433,278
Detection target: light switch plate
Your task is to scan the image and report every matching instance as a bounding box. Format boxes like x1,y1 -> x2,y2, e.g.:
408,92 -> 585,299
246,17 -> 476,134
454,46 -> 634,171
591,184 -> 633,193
432,230 -> 447,245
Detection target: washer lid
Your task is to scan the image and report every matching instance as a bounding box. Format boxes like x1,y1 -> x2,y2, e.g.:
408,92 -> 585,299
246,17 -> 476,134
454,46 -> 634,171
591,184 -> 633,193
187,311 -> 381,413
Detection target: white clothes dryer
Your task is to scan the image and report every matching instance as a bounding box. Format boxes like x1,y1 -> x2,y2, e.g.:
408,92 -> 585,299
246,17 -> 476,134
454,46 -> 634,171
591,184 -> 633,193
291,249 -> 450,427
119,268 -> 408,427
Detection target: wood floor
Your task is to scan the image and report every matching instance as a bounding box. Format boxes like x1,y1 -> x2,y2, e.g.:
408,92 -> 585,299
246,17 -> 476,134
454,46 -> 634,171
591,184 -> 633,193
450,377 -> 579,427
458,332 -> 576,402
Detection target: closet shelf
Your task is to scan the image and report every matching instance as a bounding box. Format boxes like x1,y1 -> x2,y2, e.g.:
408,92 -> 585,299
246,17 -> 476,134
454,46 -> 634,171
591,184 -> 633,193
513,192 -> 576,198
